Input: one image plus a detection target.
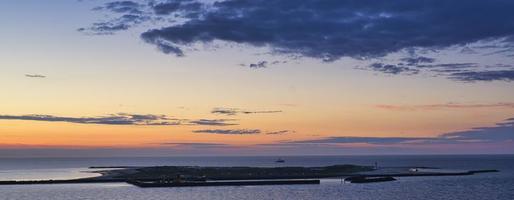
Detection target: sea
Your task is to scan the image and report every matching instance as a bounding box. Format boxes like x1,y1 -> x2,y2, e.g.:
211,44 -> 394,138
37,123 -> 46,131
0,155 -> 512,200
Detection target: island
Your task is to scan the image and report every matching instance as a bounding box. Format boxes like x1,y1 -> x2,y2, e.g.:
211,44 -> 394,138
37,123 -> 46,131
93,164 -> 374,181
0,164 -> 499,187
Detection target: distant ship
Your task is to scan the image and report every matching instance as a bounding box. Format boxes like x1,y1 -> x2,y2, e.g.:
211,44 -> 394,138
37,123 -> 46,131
275,158 -> 285,163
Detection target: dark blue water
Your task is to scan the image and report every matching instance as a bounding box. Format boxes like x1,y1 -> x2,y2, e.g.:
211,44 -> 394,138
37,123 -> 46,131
0,155 -> 512,200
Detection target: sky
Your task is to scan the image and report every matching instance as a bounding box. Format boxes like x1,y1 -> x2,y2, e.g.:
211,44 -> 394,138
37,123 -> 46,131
1,0 -> 514,157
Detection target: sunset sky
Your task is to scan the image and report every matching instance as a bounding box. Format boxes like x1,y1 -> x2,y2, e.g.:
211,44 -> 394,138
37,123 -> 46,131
1,0 -> 514,157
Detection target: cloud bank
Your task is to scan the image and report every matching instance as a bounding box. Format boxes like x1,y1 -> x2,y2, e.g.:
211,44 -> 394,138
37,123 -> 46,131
139,0 -> 514,59
85,0 -> 514,59
83,0 -> 514,82
288,118 -> 514,145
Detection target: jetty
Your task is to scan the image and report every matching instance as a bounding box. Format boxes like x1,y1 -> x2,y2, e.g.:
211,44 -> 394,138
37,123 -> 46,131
356,169 -> 499,178
127,179 -> 320,188
345,176 -> 396,183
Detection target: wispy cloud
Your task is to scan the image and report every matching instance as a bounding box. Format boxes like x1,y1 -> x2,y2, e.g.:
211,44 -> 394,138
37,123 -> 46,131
449,70 -> 514,82
0,113 -> 181,126
188,119 -> 238,126
25,74 -> 46,78
364,59 -> 514,82
192,129 -> 262,135
0,113 -> 237,126
367,63 -> 420,75
248,61 -> 268,69
265,130 -> 294,135
192,129 -> 295,135
376,102 -> 514,111
240,60 -> 287,69
211,108 -> 282,116
400,56 -> 436,66
78,1 -> 148,35
94,1 -> 143,14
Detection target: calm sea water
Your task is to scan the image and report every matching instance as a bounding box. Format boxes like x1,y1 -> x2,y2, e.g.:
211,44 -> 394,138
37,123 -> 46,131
0,155 -> 512,200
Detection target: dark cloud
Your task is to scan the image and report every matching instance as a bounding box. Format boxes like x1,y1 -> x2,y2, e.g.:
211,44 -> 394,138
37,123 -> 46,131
368,63 -> 419,75
151,0 -> 202,15
0,113 -> 180,126
242,60 -> 288,69
0,113 -> 239,126
84,0 -> 514,83
288,118 -> 514,145
365,61 -> 514,82
188,119 -> 238,126
93,1 -> 143,14
249,61 -> 268,69
365,61 -> 479,77
25,74 -> 46,78
148,39 -> 185,56
211,108 -> 239,116
136,0 -> 514,61
193,129 -> 261,135
79,13 -> 151,34
211,108 -> 238,116
265,130 -> 294,135
440,119 -> 514,142
86,0 -> 514,59
80,1 -> 150,34
237,110 -> 283,115
83,22 -> 131,34
449,70 -> 514,82
400,56 -> 436,66
211,108 -> 282,116
416,63 -> 479,69
376,102 -> 514,111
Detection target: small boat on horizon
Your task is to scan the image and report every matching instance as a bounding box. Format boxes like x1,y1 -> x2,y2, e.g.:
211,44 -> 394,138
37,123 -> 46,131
275,158 -> 285,163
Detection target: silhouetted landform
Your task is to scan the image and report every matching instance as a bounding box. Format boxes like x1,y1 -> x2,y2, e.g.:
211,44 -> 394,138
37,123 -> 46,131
345,176 -> 396,183
88,166 -> 140,169
98,165 -> 373,181
127,179 -> 320,188
0,165 -> 499,186
0,165 -> 371,185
